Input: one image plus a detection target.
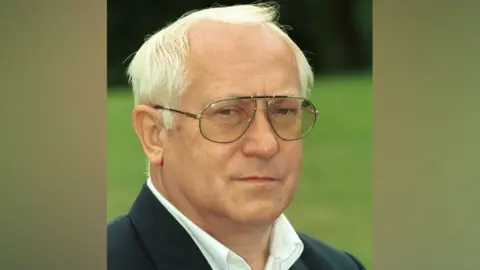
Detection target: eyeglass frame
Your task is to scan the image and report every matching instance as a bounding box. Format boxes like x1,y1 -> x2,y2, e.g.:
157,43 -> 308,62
153,95 -> 320,144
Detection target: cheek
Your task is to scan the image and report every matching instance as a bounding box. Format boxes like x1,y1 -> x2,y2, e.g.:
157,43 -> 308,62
284,142 -> 303,167
169,127 -> 236,180
282,143 -> 303,189
164,124 -> 203,172
198,145 -> 238,178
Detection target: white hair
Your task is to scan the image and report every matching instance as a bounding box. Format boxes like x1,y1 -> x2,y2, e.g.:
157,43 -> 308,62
126,3 -> 314,129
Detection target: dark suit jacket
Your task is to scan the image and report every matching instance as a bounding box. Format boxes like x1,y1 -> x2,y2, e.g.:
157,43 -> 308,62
108,183 -> 366,270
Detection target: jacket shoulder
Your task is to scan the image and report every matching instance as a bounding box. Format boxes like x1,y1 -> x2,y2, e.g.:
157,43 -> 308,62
107,214 -> 154,270
298,233 -> 366,270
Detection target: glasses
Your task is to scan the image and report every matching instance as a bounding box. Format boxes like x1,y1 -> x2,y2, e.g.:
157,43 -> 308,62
154,95 -> 319,144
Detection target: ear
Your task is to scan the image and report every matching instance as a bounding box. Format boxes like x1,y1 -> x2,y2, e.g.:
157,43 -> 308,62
132,105 -> 166,166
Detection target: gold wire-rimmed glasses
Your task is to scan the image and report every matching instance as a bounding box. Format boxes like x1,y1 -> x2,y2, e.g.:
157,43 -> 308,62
154,95 -> 319,144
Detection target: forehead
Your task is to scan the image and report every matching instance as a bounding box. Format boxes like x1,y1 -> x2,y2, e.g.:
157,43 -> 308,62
182,20 -> 300,106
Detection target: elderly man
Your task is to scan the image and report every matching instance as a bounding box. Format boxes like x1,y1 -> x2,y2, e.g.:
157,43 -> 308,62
108,3 -> 365,270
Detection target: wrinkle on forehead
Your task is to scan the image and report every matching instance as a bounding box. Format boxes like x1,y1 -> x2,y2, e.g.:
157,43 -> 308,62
186,19 -> 296,72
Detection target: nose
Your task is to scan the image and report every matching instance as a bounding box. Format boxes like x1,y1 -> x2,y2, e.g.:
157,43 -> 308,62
241,109 -> 279,159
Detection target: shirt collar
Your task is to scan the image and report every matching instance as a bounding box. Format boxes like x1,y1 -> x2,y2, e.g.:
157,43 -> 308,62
269,214 -> 304,263
147,178 -> 230,269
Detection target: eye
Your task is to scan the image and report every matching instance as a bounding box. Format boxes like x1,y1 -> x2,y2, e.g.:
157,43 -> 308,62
216,107 -> 239,116
274,108 -> 298,115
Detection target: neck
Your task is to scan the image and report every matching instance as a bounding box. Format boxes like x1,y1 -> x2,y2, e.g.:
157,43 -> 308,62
207,219 -> 273,269
150,170 -> 273,269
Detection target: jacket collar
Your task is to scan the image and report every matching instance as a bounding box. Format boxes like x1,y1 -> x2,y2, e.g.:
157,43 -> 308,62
128,183 -> 212,270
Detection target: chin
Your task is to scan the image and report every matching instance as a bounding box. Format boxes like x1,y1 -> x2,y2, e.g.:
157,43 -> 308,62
228,201 -> 285,225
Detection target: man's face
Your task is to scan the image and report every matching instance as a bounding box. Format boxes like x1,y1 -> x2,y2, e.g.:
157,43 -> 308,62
162,21 -> 304,225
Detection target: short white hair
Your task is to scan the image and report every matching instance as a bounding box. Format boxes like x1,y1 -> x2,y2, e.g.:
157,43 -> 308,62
126,3 -> 314,129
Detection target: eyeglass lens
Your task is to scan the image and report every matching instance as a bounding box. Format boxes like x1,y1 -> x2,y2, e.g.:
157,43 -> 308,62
199,97 -> 316,143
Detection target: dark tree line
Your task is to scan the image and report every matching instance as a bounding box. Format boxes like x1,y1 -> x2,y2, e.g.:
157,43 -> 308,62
108,0 -> 371,86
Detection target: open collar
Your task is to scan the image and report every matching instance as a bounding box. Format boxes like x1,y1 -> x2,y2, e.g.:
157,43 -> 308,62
127,181 -> 307,270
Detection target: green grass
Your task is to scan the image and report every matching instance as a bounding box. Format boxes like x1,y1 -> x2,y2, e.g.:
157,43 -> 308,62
107,73 -> 372,268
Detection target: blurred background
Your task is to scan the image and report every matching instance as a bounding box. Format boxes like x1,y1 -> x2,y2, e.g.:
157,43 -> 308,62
107,0 -> 372,268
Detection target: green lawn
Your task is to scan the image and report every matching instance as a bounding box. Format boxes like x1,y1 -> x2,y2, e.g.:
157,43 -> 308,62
107,73 -> 372,268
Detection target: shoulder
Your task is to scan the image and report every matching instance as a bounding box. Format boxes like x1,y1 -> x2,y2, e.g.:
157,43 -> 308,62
298,232 -> 366,270
107,214 -> 154,270
107,214 -> 137,250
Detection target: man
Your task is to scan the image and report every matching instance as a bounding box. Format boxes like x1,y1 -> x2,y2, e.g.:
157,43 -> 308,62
108,3 -> 365,270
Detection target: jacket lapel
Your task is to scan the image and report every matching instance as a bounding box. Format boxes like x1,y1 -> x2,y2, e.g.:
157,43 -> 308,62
290,259 -> 310,270
127,183 -> 212,270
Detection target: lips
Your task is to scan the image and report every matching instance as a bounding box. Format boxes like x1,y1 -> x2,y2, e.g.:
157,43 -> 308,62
236,175 -> 278,181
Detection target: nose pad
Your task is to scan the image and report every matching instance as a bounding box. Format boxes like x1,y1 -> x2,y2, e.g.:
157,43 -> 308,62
241,105 -> 279,157
246,107 -> 275,137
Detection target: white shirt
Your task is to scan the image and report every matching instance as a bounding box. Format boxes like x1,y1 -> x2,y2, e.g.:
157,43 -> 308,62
147,178 -> 304,270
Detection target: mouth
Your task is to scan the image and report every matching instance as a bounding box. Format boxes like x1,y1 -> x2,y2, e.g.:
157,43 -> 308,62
235,175 -> 279,182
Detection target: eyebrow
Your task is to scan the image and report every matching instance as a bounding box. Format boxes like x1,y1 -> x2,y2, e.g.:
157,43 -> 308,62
196,87 -> 301,107
198,94 -> 292,107
214,89 -> 299,99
